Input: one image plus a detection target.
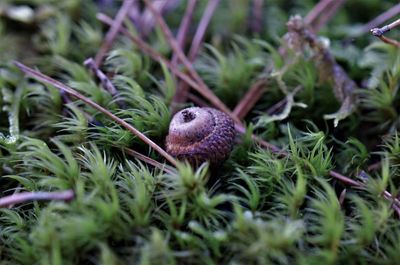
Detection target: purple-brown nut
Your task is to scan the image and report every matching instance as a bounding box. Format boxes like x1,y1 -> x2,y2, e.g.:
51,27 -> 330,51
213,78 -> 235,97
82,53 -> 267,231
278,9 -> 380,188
166,107 -> 235,165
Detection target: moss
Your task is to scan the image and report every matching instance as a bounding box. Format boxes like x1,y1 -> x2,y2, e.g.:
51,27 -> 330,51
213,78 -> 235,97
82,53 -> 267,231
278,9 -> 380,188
1,0 -> 400,264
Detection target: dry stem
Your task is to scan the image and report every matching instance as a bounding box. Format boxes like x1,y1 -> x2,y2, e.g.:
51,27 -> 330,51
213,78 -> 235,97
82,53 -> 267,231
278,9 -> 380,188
305,0 -> 344,32
250,0 -> 264,34
361,3 -> 400,34
122,147 -> 175,174
371,18 -> 400,47
171,0 -> 198,65
172,0 -> 220,109
187,0 -> 220,60
0,190 -> 74,208
233,79 -> 267,120
94,0 -> 135,66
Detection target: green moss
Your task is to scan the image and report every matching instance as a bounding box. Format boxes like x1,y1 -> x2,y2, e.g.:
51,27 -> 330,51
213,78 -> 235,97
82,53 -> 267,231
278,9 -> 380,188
2,0 -> 400,264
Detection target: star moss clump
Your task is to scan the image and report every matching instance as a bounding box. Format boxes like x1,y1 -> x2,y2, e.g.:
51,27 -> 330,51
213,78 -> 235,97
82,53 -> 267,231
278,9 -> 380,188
1,0 -> 400,264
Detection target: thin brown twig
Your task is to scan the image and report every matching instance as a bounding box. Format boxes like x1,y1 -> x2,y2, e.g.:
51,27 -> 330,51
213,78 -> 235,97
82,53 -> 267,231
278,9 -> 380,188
371,18 -> 400,47
304,0 -> 335,28
84,58 -> 118,96
383,191 -> 400,216
84,58 -> 126,108
329,170 -> 400,215
233,79 -> 267,120
139,0 -> 181,38
305,0 -> 346,33
392,204 -> 400,217
140,0 -> 169,37
128,0 -> 141,29
170,0 -> 198,112
329,170 -> 362,187
171,0 -> 198,65
250,0 -> 264,34
0,190 -> 74,208
187,0 -> 220,61
15,62 -> 178,167
372,18 -> 400,35
332,171 -> 400,218
360,3 -> 400,35
140,0 -> 168,37
374,34 -> 400,47
383,190 -> 400,207
122,147 -> 175,174
94,0 -> 135,67
311,0 -> 344,32
232,78 -> 301,128
172,0 -> 220,110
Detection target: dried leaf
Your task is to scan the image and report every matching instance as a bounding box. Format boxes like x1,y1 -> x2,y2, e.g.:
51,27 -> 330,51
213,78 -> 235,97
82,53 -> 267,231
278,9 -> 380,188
284,15 -> 357,126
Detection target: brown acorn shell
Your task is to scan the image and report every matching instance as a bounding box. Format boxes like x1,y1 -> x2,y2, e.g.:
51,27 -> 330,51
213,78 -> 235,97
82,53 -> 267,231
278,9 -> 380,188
165,107 -> 235,165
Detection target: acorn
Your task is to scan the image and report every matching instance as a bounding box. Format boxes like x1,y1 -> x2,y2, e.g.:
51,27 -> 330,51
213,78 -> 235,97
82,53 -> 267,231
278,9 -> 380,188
165,107 -> 235,166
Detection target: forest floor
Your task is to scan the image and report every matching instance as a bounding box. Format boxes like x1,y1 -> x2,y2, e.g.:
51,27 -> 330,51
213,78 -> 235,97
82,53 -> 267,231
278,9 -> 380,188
1,0 -> 400,264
